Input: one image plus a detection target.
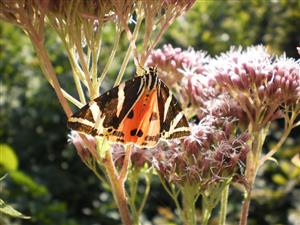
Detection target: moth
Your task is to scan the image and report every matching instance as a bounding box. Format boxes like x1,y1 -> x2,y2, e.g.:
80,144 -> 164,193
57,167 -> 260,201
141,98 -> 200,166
67,68 -> 190,147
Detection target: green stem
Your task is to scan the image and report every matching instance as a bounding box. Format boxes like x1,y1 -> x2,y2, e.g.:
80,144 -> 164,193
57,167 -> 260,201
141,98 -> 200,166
61,89 -> 83,108
201,209 -> 211,225
239,127 -> 268,225
64,47 -> 86,105
74,31 -> 95,99
219,184 -> 229,225
114,8 -> 143,87
138,170 -> 151,216
114,44 -> 133,87
128,169 -> 139,225
182,185 -> 197,225
158,175 -> 182,217
128,168 -> 152,225
201,195 -> 213,225
91,24 -> 103,97
259,110 -> 298,166
98,26 -> 121,87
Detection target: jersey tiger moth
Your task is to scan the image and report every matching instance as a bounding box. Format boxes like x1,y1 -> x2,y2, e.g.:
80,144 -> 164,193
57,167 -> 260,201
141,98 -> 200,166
67,68 -> 190,147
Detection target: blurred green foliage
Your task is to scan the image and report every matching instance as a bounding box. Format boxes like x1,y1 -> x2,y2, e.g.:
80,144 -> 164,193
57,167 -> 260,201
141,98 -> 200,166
165,0 -> 300,58
0,1 -> 299,225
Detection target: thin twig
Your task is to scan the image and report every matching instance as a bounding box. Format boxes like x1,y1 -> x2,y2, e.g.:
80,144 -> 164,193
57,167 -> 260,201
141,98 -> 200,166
98,25 -> 121,86
138,169 -> 152,215
62,89 -> 83,108
114,8 -> 143,86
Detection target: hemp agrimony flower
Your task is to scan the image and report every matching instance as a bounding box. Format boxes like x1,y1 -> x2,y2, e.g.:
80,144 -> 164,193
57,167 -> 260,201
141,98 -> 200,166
146,44 -> 210,86
211,45 -> 300,225
152,115 -> 249,225
212,45 -> 300,130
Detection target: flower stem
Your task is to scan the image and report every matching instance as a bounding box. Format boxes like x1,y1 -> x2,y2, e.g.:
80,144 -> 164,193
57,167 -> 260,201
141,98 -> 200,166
219,184 -> 229,225
128,169 -> 139,225
239,127 -> 268,225
114,8 -> 143,86
128,167 -> 152,225
182,185 -> 197,225
259,110 -> 298,166
158,175 -> 182,218
98,26 -> 121,86
201,195 -> 213,225
138,170 -> 152,217
103,150 -> 132,225
30,35 -> 72,117
239,185 -> 252,225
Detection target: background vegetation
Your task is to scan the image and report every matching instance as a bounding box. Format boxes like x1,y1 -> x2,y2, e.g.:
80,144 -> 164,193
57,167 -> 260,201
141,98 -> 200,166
1,1 -> 299,225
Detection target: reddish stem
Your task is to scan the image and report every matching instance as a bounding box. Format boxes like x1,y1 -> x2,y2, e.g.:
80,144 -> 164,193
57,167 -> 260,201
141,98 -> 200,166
103,150 -> 132,225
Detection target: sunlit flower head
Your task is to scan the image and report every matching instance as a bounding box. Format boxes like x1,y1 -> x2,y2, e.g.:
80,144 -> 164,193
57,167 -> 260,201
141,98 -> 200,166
146,44 -> 210,86
272,55 -> 300,104
152,115 -> 249,187
212,45 -> 273,91
211,45 -> 300,129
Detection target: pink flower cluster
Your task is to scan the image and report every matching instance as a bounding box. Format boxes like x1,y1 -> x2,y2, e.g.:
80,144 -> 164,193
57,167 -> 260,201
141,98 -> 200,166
212,46 -> 300,128
148,44 -> 300,128
153,115 -> 249,187
146,44 -> 210,87
272,55 -> 300,103
146,44 -> 299,188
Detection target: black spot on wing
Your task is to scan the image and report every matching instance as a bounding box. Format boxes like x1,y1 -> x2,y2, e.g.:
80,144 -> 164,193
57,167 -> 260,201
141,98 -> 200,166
130,129 -> 143,137
116,138 -> 125,143
127,110 -> 134,119
130,129 -> 137,136
137,129 -> 143,137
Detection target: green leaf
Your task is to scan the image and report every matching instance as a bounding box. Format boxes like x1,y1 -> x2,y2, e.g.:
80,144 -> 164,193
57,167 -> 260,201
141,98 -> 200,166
10,170 -> 48,196
0,198 -> 30,219
0,144 -> 18,171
